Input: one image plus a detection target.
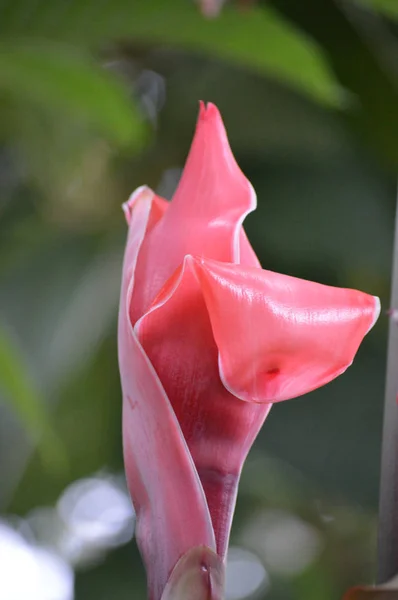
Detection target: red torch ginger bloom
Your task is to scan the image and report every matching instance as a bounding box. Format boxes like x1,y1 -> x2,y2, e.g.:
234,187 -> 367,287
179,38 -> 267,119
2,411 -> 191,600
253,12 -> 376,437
118,102 -> 380,600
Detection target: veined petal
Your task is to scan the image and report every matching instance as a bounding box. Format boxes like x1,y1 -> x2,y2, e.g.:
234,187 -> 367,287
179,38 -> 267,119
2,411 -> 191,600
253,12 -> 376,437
118,188 -> 215,600
194,258 -> 381,403
136,258 -> 271,559
131,103 -> 257,322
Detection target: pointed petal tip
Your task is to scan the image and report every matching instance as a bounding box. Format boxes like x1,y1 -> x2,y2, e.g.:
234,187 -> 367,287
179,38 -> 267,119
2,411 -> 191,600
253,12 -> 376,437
197,101 -> 222,123
204,101 -> 221,118
198,100 -> 206,117
368,295 -> 381,333
122,185 -> 151,225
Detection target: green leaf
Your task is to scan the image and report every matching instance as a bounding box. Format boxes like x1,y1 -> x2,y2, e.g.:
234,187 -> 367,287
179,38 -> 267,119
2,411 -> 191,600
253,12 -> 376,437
0,324 -> 66,472
128,3 -> 341,107
0,0 -> 341,106
0,39 -> 145,146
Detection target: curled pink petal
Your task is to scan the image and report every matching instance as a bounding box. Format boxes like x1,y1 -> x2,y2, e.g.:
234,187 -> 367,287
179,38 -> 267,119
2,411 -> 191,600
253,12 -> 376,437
168,102 -> 255,231
131,102 -> 256,322
122,184 -> 169,227
136,259 -> 270,559
194,258 -> 381,403
119,187 -> 215,600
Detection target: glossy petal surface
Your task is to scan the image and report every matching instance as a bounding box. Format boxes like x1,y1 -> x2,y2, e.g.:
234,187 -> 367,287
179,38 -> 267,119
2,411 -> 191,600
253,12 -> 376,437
194,258 -> 380,403
119,187 -> 215,600
130,102 -> 257,323
136,260 -> 270,558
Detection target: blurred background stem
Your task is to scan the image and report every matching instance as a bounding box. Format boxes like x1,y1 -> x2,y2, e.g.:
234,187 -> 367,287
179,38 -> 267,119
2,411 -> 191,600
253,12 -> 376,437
378,190 -> 398,583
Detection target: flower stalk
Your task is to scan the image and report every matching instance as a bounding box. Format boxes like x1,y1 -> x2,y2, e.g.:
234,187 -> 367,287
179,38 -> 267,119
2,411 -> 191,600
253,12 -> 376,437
378,192 -> 398,583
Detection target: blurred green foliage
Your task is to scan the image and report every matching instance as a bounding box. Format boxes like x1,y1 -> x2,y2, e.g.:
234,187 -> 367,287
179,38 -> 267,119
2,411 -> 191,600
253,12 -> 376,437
0,324 -> 65,469
0,1 -> 341,102
0,1 -> 397,599
0,40 -> 146,146
364,0 -> 398,18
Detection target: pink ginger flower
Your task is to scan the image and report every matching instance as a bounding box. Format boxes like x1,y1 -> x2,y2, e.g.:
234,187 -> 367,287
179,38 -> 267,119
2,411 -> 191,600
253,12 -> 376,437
118,102 -> 380,600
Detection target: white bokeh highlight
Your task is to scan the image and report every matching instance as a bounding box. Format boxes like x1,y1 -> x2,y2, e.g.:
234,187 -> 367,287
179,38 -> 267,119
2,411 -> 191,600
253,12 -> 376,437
226,547 -> 269,600
57,475 -> 135,565
0,522 -> 74,600
241,510 -> 322,576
